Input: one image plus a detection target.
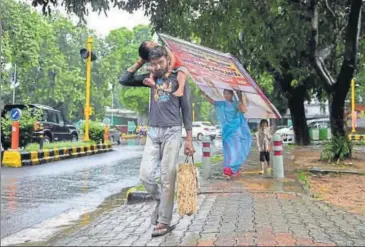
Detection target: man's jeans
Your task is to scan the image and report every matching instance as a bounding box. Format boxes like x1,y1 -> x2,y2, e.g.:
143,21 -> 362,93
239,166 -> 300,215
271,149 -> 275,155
139,126 -> 182,225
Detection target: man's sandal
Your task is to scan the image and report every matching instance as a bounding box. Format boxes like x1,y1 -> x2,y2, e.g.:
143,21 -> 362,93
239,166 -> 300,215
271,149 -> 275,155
151,225 -> 176,237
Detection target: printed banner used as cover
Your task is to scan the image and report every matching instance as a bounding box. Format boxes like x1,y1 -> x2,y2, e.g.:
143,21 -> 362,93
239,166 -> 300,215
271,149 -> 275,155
159,33 -> 281,119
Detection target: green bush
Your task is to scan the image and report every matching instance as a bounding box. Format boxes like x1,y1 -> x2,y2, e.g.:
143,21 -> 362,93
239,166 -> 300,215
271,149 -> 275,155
320,136 -> 352,163
1,107 -> 41,149
81,120 -> 104,143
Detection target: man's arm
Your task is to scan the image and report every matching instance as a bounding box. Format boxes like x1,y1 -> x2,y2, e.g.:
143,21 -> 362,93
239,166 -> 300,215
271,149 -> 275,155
180,81 -> 195,156
118,59 -> 150,87
179,78 -> 193,146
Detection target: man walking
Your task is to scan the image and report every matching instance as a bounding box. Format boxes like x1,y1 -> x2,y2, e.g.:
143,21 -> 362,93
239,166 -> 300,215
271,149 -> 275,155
119,46 -> 195,237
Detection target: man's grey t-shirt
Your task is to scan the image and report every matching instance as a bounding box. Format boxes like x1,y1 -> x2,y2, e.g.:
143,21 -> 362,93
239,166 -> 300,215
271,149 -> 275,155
119,69 -> 192,131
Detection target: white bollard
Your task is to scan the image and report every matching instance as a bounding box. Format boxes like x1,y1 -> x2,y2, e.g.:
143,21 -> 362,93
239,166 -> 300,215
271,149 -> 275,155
202,136 -> 211,179
272,134 -> 285,179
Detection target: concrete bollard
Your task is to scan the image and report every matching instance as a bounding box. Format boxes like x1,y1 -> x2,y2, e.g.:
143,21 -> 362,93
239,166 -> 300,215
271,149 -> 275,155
202,136 -> 211,179
11,121 -> 20,150
272,134 -> 285,179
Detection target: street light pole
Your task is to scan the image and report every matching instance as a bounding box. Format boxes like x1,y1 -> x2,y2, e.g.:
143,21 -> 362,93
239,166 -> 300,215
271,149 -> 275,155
111,84 -> 114,126
12,64 -> 17,104
84,37 -> 93,142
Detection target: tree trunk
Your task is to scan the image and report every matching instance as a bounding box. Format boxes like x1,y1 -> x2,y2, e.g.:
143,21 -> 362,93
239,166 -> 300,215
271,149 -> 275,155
309,0 -> 362,139
288,89 -> 310,145
329,92 -> 346,138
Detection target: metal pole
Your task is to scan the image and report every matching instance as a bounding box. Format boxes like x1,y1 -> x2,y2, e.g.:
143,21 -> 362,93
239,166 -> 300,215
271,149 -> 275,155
111,88 -> 114,126
272,134 -> 285,179
192,103 -> 195,122
202,136 -> 211,178
12,87 -> 15,105
351,78 -> 356,133
84,37 -> 93,142
12,64 -> 16,104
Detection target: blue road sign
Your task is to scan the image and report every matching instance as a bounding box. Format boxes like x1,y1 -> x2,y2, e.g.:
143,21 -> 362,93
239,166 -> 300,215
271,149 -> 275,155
9,108 -> 22,121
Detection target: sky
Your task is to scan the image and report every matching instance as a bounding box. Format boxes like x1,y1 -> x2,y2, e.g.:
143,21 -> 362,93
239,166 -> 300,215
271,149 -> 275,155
85,8 -> 150,37
29,1 -> 150,37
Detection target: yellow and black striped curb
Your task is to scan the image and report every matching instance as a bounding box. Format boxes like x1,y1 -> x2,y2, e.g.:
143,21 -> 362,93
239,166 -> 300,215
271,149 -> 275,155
1,143 -> 112,168
121,134 -> 140,139
348,134 -> 365,141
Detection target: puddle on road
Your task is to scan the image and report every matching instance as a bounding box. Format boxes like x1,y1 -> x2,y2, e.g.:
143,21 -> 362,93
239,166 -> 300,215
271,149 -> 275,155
9,187 -> 133,247
121,138 -> 146,146
237,173 -> 304,194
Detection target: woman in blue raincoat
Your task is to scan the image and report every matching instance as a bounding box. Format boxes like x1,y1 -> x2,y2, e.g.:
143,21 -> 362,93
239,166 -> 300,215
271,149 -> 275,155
204,89 -> 252,177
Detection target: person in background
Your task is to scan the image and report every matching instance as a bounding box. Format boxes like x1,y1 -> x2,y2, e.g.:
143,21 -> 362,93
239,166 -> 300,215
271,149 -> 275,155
256,119 -> 272,175
203,89 -> 252,178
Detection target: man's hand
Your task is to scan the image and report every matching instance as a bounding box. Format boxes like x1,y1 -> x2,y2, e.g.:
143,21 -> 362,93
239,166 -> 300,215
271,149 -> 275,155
143,78 -> 156,87
184,139 -> 195,156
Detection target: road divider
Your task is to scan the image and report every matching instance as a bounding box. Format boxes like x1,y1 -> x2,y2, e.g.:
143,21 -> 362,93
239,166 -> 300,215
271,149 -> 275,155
348,133 -> 365,142
1,143 -> 112,168
121,133 -> 140,139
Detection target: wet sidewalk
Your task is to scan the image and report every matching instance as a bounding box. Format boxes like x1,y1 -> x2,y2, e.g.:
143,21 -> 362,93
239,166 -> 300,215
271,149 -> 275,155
49,149 -> 365,246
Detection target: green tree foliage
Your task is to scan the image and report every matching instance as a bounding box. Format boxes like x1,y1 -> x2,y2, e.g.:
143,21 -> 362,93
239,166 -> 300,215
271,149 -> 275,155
0,0 -> 152,123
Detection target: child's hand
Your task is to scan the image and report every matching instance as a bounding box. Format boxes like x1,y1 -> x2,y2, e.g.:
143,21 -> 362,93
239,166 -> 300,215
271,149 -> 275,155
173,89 -> 184,97
146,66 -> 155,73
137,58 -> 146,66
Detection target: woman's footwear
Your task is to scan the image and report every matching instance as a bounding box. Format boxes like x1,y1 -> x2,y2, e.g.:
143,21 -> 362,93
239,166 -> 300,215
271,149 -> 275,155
224,167 -> 233,176
231,170 -> 241,177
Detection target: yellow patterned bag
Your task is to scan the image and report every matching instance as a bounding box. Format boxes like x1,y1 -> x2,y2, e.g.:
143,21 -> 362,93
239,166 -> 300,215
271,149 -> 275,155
176,156 -> 198,216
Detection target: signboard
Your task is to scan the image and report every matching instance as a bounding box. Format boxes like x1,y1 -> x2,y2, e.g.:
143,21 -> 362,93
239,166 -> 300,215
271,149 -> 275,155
127,121 -> 136,132
159,34 -> 281,119
9,108 -> 22,121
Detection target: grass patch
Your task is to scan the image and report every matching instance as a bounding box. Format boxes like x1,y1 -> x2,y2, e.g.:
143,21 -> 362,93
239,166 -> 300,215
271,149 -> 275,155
25,141 -> 97,151
212,154 -> 224,164
195,161 -> 202,168
297,170 -> 310,188
135,184 -> 146,191
195,154 -> 223,168
354,140 -> 365,146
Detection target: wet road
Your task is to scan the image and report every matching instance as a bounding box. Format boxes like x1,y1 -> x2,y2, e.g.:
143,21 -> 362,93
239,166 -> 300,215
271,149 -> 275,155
1,138 -> 222,241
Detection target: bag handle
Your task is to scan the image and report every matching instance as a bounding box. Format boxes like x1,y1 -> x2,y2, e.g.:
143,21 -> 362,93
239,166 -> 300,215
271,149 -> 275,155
185,155 -> 195,164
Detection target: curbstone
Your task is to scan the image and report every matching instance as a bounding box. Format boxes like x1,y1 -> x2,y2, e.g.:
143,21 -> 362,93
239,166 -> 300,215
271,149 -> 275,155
348,134 -> 365,142
1,143 -> 113,167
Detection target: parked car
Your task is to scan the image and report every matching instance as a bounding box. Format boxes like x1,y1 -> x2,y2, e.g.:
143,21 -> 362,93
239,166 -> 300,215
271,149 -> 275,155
275,118 -> 330,143
181,121 -> 217,141
109,126 -> 122,144
1,104 -> 79,148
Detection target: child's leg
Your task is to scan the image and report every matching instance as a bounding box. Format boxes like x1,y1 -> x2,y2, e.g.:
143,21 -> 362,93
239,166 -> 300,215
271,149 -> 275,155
173,71 -> 186,97
266,152 -> 271,168
266,152 -> 272,175
259,152 -> 265,174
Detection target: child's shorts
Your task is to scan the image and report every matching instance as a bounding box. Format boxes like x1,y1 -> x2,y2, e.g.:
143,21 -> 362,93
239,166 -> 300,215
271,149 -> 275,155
259,151 -> 270,162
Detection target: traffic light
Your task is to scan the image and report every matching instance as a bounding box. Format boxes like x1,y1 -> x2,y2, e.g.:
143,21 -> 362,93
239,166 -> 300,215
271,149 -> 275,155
80,48 -> 97,62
